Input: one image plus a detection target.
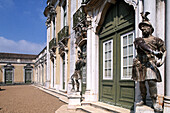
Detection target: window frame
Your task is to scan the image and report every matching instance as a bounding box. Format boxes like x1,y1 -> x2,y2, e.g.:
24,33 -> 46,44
121,31 -> 135,80
103,39 -> 113,80
62,1 -> 67,27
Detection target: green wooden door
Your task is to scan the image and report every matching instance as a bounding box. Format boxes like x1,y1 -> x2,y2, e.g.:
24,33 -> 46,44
5,69 -> 13,84
25,69 -> 32,83
99,0 -> 135,109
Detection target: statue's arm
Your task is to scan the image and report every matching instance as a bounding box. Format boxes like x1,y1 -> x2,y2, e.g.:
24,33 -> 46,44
134,38 -> 163,57
134,38 -> 153,53
156,38 -> 167,67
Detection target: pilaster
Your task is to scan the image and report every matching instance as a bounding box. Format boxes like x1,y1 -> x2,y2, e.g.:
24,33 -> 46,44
46,22 -> 51,88
166,0 -> 170,96
84,12 -> 98,102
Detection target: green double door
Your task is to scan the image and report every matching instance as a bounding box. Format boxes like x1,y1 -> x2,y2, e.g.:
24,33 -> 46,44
99,0 -> 135,109
25,69 -> 32,83
5,69 -> 13,84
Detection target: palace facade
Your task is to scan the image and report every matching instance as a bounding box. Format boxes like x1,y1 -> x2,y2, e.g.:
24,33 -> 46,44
3,0 -> 169,112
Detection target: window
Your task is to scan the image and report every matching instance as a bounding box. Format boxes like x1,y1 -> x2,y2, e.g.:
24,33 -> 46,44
25,69 -> 32,83
5,69 -> 13,84
103,40 -> 113,80
63,1 -> 67,26
62,54 -> 65,89
53,16 -> 55,38
121,31 -> 134,80
4,64 -> 14,84
81,44 -> 87,84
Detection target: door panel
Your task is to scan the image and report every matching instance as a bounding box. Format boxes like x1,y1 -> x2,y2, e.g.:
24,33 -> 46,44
99,0 -> 135,109
5,69 -> 13,84
25,69 -> 32,83
100,35 -> 116,104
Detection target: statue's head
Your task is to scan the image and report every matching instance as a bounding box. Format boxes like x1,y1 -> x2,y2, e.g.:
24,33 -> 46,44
77,50 -> 83,59
139,12 -> 154,37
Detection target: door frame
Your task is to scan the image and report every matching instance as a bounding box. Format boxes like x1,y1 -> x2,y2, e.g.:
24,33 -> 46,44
24,69 -> 33,83
3,64 -> 14,84
98,0 -> 135,109
24,64 -> 33,83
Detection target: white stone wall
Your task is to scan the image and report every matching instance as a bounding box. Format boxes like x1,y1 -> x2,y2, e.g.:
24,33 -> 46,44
69,0 -> 77,77
166,0 -> 170,96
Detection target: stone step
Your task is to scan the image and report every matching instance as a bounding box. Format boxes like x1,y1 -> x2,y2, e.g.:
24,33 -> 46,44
34,85 -> 69,103
81,101 -> 130,113
56,105 -> 86,113
78,105 -> 112,113
136,106 -> 155,113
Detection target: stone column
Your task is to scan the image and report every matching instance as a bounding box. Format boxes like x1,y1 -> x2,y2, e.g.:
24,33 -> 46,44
54,57 -> 57,89
50,59 -> 54,88
65,51 -> 68,91
134,0 -> 143,112
46,23 -> 51,88
144,0 -> 156,36
164,2 -> 170,109
166,0 -> 170,96
84,12 -> 93,101
84,11 -> 98,102
90,20 -> 99,101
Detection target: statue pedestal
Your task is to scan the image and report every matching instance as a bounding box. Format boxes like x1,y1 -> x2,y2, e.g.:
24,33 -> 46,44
67,92 -> 81,109
164,96 -> 170,113
136,106 -> 154,113
67,81 -> 81,110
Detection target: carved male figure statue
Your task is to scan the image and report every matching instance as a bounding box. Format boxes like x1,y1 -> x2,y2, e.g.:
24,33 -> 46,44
71,50 -> 86,92
132,12 -> 166,111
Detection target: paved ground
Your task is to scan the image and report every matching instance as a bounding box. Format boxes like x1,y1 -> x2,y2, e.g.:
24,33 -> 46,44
0,85 -> 65,113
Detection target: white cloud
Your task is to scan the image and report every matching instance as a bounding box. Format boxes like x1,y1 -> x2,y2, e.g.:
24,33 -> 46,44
0,37 -> 46,55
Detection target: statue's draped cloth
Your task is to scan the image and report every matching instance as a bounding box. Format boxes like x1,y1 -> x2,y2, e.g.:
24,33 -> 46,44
132,37 -> 166,82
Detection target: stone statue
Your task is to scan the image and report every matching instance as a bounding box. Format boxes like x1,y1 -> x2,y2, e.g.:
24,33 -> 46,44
132,12 -> 166,112
71,50 -> 86,92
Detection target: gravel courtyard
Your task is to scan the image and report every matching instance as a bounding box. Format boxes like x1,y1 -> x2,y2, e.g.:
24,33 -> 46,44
0,85 -> 65,113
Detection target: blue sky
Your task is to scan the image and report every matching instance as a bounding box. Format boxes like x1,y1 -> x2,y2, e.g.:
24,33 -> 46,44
0,0 -> 47,55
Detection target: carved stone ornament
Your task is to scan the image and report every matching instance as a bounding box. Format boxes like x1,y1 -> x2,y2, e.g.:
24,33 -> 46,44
49,48 -> 56,59
49,6 -> 57,15
74,20 -> 90,46
124,0 -> 138,9
58,42 -> 68,55
24,64 -> 33,69
45,16 -> 51,26
4,63 -> 14,69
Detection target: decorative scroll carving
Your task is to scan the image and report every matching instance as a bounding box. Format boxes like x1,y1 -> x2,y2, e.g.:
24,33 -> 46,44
49,5 -> 57,15
73,6 -> 91,46
58,42 -> 68,55
44,5 -> 56,27
50,49 -> 56,59
74,22 -> 88,46
24,64 -> 33,69
45,16 -> 51,27
124,0 -> 138,9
